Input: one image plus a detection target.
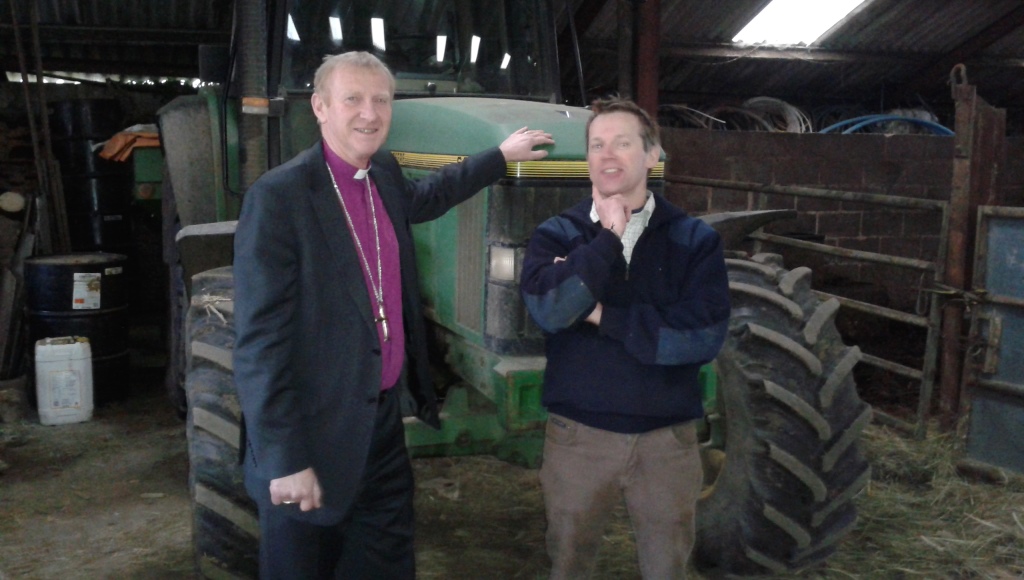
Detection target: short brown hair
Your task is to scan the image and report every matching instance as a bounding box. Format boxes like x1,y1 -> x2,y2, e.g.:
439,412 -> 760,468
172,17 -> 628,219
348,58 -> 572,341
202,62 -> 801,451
585,97 -> 660,152
314,51 -> 395,102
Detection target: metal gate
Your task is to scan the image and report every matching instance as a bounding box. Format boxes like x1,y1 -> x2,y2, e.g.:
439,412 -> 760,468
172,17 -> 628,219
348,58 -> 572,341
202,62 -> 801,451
963,205 -> 1024,473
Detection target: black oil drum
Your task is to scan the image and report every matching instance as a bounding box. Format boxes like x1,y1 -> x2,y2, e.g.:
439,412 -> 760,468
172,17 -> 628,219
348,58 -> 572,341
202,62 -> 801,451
66,212 -> 132,252
25,253 -> 131,403
59,174 -> 135,214
49,98 -> 124,139
48,99 -> 133,253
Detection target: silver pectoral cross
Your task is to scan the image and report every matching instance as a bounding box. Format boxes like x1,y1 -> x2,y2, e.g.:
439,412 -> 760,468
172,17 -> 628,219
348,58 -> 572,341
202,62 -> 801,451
376,303 -> 390,341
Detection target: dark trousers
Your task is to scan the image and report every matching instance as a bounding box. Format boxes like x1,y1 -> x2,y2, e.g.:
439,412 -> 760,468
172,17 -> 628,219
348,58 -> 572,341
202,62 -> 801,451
257,388 -> 415,579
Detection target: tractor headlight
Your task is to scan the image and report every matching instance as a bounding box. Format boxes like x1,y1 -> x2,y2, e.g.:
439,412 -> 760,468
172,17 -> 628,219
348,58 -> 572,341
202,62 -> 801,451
489,246 -> 517,282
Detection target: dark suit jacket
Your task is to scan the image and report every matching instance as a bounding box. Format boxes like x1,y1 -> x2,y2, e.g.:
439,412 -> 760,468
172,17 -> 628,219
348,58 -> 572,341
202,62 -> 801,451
233,141 -> 506,524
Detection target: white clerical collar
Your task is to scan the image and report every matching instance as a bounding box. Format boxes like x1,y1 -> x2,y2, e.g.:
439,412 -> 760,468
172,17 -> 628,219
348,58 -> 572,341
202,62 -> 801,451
354,167 -> 369,180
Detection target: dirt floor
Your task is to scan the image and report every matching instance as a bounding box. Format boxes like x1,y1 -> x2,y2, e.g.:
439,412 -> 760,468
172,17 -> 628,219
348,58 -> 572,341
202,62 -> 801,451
0,368 -> 193,579
2,362 -> 1023,579
0,366 -> 631,580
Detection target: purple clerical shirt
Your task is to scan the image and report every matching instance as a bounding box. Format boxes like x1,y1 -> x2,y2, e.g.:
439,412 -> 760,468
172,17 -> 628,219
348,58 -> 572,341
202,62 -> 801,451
323,143 -> 404,391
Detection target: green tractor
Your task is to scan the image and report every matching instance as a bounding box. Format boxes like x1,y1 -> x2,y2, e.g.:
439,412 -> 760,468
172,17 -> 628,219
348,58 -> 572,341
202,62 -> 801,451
158,0 -> 871,576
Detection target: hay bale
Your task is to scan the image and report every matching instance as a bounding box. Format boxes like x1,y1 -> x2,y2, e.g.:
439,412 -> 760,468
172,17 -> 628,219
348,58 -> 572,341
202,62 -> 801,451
813,424 -> 1024,578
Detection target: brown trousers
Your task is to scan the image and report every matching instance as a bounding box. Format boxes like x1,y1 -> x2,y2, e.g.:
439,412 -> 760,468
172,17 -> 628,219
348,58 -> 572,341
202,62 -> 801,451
539,414 -> 703,580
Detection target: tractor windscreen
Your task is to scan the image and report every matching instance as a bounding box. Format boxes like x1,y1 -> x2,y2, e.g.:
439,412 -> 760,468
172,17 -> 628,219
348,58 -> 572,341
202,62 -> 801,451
281,0 -> 560,101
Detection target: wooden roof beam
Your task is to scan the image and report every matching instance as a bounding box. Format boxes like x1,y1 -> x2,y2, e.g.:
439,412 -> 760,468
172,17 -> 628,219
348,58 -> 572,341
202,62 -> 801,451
660,42 -> 920,66
0,24 -> 229,47
0,56 -> 199,78
627,42 -> 1024,69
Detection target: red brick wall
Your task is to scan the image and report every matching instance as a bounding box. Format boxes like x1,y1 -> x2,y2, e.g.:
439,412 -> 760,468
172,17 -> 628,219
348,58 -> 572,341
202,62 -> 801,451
662,129 -> 957,310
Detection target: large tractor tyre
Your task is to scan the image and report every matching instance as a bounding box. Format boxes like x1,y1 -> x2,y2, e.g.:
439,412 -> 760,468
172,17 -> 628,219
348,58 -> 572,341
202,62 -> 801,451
184,266 -> 259,579
161,163 -> 188,419
167,262 -> 188,419
695,253 -> 872,575
158,92 -> 220,418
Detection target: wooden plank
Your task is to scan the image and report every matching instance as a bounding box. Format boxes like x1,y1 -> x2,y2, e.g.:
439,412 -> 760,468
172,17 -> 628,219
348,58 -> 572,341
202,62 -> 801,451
0,268 -> 16,377
941,81 -> 1008,419
2,227 -> 34,378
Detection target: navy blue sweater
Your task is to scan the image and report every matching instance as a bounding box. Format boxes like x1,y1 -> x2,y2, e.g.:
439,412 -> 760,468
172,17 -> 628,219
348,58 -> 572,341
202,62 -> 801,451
520,194 -> 730,433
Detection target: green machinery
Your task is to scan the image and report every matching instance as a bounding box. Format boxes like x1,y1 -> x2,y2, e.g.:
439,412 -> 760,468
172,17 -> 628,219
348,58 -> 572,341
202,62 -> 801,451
160,0 -> 870,577
390,97 -> 689,467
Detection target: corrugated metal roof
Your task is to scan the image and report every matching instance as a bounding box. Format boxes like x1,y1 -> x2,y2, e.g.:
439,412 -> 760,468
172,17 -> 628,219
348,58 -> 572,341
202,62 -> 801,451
1,0 -> 231,77
3,0 -> 1024,126
564,0 -> 1024,127
818,0 -> 1022,54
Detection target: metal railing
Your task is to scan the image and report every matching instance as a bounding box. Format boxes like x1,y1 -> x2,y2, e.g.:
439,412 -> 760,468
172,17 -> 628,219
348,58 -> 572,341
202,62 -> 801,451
669,175 -> 951,438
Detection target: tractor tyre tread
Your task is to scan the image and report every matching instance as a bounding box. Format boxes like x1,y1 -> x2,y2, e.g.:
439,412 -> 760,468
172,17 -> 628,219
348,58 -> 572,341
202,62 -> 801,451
695,254 -> 871,575
184,266 -> 258,579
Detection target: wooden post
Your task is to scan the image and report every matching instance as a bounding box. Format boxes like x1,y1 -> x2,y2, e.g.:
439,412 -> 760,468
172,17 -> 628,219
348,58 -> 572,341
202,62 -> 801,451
941,70 -> 1006,424
634,0 -> 660,118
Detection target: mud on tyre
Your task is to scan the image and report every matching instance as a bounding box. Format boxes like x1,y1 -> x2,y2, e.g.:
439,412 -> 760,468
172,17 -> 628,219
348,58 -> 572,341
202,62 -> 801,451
695,253 -> 872,575
184,266 -> 258,578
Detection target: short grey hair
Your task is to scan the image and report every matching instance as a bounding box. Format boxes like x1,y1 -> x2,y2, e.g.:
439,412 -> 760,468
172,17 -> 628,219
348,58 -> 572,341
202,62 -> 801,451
313,52 -> 395,101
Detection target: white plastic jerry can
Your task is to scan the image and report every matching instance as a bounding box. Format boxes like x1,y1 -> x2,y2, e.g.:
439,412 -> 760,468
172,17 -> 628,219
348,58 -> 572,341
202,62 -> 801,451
34,336 -> 94,425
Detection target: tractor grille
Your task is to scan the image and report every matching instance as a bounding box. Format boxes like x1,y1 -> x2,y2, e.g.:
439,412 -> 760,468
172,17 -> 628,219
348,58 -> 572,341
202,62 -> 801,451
455,193 -> 485,333
484,181 -> 590,355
